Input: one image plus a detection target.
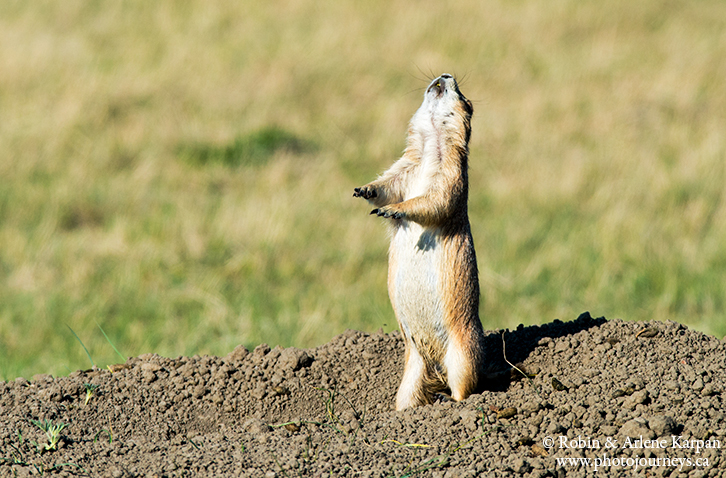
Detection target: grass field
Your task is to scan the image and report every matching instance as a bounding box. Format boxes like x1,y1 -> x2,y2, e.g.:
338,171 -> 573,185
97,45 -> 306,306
1,1 -> 725,380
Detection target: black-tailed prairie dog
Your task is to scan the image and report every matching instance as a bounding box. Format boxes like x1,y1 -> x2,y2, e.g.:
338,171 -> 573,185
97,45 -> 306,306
354,74 -> 486,410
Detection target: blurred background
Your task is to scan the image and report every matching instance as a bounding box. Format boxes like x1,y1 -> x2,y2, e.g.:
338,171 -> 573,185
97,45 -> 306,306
1,1 -> 725,380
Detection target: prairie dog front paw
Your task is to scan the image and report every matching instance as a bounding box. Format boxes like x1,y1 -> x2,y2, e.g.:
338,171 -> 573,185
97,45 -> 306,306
371,205 -> 405,220
353,185 -> 377,200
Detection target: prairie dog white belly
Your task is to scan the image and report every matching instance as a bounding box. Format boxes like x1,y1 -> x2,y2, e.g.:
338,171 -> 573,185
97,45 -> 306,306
390,222 -> 447,354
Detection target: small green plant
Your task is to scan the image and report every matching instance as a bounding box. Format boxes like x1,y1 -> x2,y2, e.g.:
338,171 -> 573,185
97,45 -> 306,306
30,419 -> 67,451
96,321 -> 127,362
67,325 -> 95,368
93,429 -> 113,444
83,383 -> 100,405
384,425 -> 510,478
271,453 -> 292,478
1,431 -> 24,465
186,435 -> 201,450
65,322 -> 126,375
314,386 -> 362,435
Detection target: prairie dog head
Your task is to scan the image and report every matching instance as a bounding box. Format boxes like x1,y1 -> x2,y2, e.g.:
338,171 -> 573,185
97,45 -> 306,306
412,74 -> 473,144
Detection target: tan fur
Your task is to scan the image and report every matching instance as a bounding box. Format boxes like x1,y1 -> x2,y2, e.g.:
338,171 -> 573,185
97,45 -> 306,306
353,74 -> 485,410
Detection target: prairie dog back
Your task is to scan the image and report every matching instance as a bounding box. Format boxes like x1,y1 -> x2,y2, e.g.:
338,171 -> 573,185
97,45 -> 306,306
354,74 -> 486,410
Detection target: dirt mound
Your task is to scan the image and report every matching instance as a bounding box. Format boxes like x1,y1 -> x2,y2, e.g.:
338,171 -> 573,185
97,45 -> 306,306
1,313 -> 724,477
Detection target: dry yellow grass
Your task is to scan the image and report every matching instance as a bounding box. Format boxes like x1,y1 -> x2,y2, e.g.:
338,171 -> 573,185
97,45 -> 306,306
1,1 -> 725,379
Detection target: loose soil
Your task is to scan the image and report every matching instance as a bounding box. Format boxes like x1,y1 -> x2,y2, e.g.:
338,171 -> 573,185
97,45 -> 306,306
1,313 -> 724,477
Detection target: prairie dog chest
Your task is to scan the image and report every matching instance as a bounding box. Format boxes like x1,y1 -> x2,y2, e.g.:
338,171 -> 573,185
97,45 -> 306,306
405,118 -> 444,200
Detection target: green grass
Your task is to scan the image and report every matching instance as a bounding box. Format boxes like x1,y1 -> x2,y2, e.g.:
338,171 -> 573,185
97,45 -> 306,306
30,419 -> 67,452
178,126 -> 317,168
1,1 -> 725,379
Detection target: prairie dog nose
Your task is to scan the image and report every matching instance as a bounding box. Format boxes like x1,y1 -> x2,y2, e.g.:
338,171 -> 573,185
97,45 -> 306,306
428,76 -> 449,96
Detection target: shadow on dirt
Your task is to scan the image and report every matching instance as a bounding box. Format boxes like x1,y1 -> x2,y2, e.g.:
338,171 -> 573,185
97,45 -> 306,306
479,311 -> 607,392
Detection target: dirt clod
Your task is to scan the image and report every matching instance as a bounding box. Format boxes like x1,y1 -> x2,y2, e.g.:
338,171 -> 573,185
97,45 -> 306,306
649,415 -> 676,437
1,315 -> 725,476
497,407 -> 518,419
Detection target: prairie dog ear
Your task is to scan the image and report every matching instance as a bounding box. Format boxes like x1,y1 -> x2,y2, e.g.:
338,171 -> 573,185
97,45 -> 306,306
462,97 -> 473,117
